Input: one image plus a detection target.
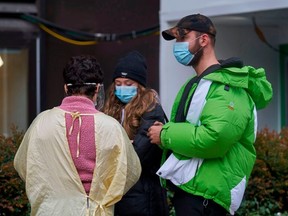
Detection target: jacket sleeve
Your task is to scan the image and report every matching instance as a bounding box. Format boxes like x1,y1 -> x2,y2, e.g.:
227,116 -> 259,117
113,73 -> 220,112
160,83 -> 254,159
133,104 -> 166,169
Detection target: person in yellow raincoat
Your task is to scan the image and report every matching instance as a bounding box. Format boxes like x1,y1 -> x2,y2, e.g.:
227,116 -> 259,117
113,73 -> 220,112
14,55 -> 141,216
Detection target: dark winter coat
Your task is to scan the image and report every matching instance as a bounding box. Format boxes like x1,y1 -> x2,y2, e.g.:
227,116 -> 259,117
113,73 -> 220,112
114,103 -> 169,216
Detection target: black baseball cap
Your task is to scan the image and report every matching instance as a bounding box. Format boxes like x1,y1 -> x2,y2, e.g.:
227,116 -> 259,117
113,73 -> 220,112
162,14 -> 216,40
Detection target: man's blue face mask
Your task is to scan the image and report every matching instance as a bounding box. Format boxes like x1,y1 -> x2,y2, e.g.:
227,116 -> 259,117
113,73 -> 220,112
173,42 -> 194,65
115,86 -> 137,104
173,36 -> 202,65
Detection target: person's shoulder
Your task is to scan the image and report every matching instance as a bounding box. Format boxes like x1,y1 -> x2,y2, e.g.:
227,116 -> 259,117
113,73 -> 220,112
152,103 -> 164,111
32,108 -> 54,121
94,113 -> 128,137
95,112 -> 115,120
95,112 -> 121,126
142,102 -> 166,123
219,57 -> 244,68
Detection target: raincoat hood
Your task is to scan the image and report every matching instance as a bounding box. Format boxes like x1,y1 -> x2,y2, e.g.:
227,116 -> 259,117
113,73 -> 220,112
205,57 -> 273,110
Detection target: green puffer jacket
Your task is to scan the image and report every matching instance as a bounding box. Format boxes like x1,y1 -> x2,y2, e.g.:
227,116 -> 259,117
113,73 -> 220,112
158,59 -> 273,215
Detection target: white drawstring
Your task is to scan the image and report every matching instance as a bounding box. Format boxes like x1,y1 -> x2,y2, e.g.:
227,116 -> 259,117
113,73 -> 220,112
68,111 -> 82,158
120,109 -> 125,125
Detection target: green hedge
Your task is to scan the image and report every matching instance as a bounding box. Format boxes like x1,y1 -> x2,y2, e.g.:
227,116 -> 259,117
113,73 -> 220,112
0,126 -> 29,215
1,127 -> 287,215
236,128 -> 288,216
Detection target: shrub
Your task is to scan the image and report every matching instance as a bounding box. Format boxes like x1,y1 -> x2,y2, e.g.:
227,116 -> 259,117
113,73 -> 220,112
0,126 -> 29,215
237,127 -> 288,215
1,127 -> 288,215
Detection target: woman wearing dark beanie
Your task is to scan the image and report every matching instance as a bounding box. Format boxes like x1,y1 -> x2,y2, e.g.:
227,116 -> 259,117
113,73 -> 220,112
103,51 -> 169,216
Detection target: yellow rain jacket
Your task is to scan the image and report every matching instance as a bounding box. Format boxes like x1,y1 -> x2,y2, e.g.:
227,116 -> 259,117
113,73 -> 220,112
14,107 -> 141,216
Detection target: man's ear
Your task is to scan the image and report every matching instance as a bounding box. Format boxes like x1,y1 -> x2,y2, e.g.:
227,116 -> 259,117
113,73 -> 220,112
200,34 -> 209,46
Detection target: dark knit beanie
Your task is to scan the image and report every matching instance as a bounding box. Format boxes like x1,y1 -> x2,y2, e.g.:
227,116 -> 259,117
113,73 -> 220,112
113,51 -> 147,87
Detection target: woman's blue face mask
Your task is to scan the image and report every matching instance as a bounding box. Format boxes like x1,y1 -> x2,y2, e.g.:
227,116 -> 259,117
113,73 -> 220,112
115,86 -> 137,104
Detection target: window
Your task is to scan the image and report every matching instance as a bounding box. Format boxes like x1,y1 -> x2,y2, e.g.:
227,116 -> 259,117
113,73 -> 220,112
0,2 -> 38,135
0,49 -> 29,135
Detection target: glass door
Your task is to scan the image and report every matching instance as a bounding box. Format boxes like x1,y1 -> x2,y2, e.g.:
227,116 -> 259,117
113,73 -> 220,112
0,49 -> 29,135
0,27 -> 39,136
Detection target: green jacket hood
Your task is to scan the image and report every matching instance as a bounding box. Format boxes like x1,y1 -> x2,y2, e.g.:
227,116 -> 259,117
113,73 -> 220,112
205,57 -> 273,110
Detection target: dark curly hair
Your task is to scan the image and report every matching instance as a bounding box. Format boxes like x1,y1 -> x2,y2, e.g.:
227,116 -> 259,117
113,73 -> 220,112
63,55 -> 104,98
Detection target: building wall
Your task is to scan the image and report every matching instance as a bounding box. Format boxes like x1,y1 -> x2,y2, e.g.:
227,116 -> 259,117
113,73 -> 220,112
39,0 -> 160,109
160,0 -> 288,19
216,25 -> 279,130
159,1 -> 288,131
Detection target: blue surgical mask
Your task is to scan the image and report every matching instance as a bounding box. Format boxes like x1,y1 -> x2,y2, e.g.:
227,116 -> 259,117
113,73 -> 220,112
115,86 -> 137,104
173,42 -> 194,65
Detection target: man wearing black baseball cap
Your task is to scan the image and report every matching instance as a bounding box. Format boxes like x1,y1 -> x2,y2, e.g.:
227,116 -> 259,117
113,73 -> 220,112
148,13 -> 273,215
162,14 -> 216,40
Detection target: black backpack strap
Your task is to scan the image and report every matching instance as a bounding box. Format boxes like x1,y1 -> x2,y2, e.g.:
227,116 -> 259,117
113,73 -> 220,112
163,112 -> 169,123
175,64 -> 221,122
175,76 -> 198,122
159,104 -> 169,123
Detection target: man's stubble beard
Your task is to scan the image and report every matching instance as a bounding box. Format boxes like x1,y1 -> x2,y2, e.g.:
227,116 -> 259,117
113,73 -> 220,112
189,47 -> 203,68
